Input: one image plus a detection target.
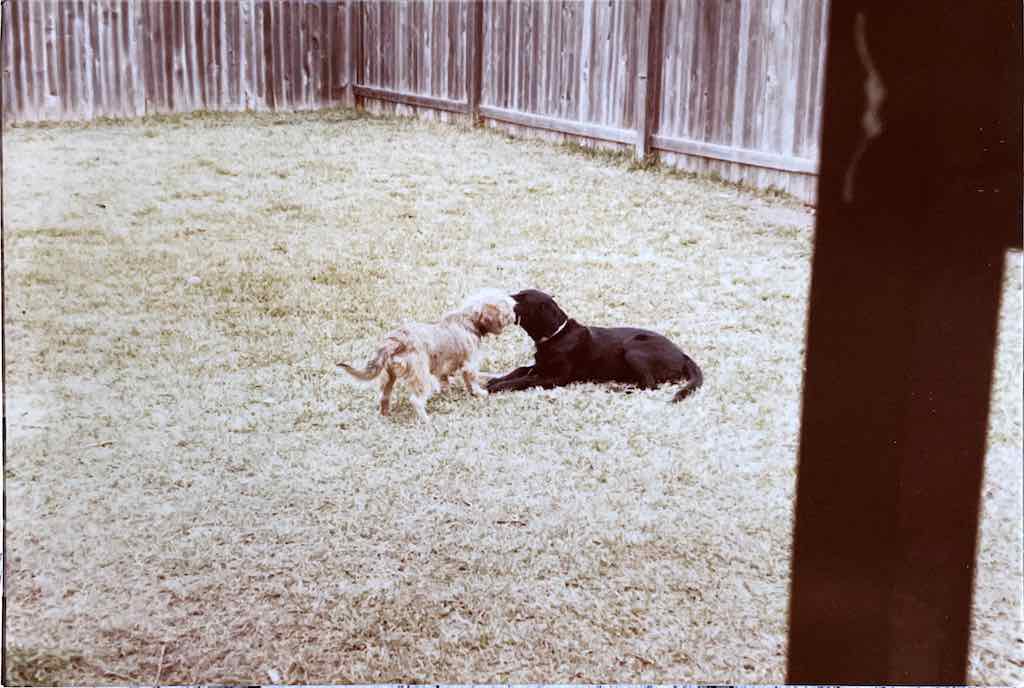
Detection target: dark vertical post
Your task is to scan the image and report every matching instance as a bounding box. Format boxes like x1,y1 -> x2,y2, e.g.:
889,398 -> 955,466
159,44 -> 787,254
465,0 -> 484,124
787,1 -> 1021,684
634,0 -> 664,160
347,0 -> 361,108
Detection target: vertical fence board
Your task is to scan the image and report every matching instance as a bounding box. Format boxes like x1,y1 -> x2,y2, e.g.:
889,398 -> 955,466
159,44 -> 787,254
174,0 -> 186,111
307,1 -> 318,106
42,1 -> 57,117
29,0 -> 43,116
139,0 -> 153,113
445,0 -> 454,100
216,0 -> 226,109
2,1 -> 15,120
275,0 -> 286,108
56,0 -> 69,117
224,0 -> 236,108
10,0 -> 21,117
346,0 -> 357,98
80,0 -> 92,117
243,0 -> 252,109
158,0 -> 170,111
114,0 -> 127,116
290,0 -> 301,106
258,0 -> 267,107
262,0 -> 275,109
322,0 -> 332,101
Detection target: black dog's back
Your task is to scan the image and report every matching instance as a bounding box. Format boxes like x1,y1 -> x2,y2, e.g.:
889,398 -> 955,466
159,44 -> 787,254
587,327 -> 702,397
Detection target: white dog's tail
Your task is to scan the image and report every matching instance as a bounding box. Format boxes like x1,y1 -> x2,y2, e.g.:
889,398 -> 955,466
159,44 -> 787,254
338,339 -> 404,382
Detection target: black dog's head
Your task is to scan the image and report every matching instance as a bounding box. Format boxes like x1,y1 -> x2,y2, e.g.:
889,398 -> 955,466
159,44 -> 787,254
512,289 -> 570,342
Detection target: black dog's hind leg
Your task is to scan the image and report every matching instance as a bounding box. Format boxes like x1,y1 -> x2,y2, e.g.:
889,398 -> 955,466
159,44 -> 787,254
623,351 -> 659,390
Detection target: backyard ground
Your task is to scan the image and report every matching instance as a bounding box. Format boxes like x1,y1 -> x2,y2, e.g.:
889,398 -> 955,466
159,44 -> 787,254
3,109 -> 1021,685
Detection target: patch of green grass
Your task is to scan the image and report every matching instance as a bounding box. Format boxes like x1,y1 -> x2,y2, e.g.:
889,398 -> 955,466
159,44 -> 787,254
560,139 -> 634,167
261,201 -> 320,223
195,158 -> 239,176
131,204 -> 159,219
167,190 -> 218,202
12,227 -> 114,243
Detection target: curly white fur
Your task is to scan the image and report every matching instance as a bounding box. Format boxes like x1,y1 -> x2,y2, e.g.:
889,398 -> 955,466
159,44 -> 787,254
338,289 -> 516,422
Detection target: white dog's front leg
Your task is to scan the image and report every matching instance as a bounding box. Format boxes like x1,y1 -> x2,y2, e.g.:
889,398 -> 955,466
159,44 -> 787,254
462,369 -> 489,397
409,394 -> 432,423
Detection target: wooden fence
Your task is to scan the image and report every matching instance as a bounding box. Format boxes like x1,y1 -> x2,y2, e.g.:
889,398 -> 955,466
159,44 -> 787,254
2,0 -> 828,202
1,0 -> 351,119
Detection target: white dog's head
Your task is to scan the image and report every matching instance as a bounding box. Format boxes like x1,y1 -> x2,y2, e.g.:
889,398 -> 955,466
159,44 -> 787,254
458,288 -> 517,336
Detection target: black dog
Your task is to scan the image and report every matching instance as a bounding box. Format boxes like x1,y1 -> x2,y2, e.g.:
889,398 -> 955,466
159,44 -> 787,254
487,289 -> 703,402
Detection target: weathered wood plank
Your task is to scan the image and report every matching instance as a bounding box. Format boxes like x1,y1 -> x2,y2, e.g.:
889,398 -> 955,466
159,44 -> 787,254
2,1 -> 14,121
466,0 -> 483,123
426,0 -> 436,98
500,0 -> 509,107
43,1 -> 59,117
129,0 -> 143,114
214,0 -> 225,109
243,0 -> 255,109
352,0 -> 364,97
95,0 -> 105,115
30,0 -> 44,116
194,0 -> 206,109
651,132 -> 819,173
182,0 -> 195,111
139,0 -> 155,113
634,0 -> 665,159
55,0 -> 69,118
10,0 -> 26,117
807,0 -> 829,158
413,0 -> 422,95
323,0 -> 333,102
163,0 -> 176,110
224,0 -> 237,109
285,0 -> 294,105
447,0 -> 458,100
300,0 -> 310,107
262,0 -> 276,109
296,0 -> 307,106
354,84 -> 468,113
174,0 -> 187,111
762,0 -> 785,153
481,103 -> 635,144
730,0 -> 752,153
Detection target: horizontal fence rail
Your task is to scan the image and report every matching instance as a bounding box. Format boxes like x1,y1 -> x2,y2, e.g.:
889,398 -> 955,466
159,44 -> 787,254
2,0 -> 828,201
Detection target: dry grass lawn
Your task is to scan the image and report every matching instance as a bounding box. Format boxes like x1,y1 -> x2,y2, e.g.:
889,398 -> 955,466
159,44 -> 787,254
2,109 -> 1021,685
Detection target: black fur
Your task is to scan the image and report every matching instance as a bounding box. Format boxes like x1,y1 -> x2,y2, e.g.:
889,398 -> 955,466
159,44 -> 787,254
487,289 -> 703,402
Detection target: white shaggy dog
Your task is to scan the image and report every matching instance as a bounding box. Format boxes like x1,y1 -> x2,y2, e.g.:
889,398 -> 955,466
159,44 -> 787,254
338,289 -> 516,421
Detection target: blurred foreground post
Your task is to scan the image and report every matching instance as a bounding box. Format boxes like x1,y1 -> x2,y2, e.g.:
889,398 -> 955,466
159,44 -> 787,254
787,1 -> 1021,683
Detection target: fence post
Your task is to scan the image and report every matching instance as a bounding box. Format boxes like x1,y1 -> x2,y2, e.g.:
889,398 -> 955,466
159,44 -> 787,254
347,0 -> 361,109
465,0 -> 484,125
634,0 -> 665,160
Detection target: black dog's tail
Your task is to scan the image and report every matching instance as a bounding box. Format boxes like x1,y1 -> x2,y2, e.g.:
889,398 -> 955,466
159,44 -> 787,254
672,356 -> 704,402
